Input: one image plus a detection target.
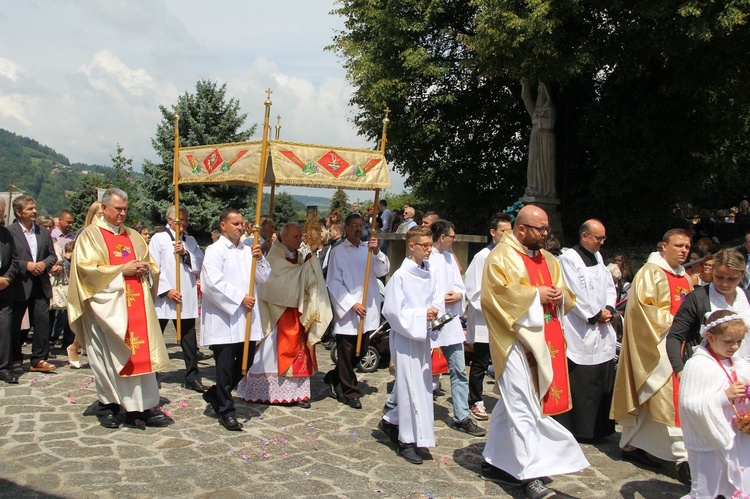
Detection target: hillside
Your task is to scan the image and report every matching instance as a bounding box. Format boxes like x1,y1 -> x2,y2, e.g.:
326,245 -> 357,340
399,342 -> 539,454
0,128 -> 111,216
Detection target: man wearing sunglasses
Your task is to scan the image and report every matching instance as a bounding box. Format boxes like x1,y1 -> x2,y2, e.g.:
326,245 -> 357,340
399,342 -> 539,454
480,205 -> 588,499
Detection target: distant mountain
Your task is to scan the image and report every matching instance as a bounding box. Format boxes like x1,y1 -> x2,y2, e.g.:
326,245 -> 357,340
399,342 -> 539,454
291,194 -> 333,211
0,128 -> 111,216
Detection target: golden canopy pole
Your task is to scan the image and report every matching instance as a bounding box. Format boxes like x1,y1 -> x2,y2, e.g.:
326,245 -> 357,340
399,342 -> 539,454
268,115 -> 281,217
242,89 -> 273,374
356,106 -> 390,356
171,114 -> 182,343
7,182 -> 13,226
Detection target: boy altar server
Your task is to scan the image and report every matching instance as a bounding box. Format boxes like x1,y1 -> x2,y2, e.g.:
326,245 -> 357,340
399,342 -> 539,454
378,226 -> 443,464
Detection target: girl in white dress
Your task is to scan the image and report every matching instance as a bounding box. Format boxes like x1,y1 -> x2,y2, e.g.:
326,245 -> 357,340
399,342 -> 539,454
679,309 -> 750,498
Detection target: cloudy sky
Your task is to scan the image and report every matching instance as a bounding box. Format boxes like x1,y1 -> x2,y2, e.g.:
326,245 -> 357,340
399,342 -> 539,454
0,0 -> 405,199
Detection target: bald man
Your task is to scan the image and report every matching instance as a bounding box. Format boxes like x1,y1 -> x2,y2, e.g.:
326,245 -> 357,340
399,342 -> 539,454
480,205 -> 588,497
553,220 -> 617,443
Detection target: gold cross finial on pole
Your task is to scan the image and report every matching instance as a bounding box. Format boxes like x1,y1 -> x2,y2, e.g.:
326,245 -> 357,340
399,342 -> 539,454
383,106 -> 391,125
265,88 -> 273,104
275,115 -> 282,140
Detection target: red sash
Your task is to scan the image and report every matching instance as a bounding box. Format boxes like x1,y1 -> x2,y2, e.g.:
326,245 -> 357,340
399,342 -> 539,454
431,348 -> 449,375
100,228 -> 153,376
277,255 -> 316,377
664,269 -> 691,427
520,252 -> 571,415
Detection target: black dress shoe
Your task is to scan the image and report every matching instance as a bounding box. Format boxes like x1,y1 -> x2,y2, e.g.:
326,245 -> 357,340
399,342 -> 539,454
397,442 -> 423,464
378,419 -> 399,445
98,413 -> 120,429
0,371 -> 18,384
11,362 -> 23,375
348,398 -> 362,409
202,386 -> 220,414
125,410 -> 174,428
296,400 -> 312,409
196,350 -> 213,361
326,383 -> 338,399
219,414 -> 243,431
182,379 -> 208,393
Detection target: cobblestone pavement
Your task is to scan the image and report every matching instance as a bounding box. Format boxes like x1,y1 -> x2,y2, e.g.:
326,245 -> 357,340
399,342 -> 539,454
1,326 -> 689,498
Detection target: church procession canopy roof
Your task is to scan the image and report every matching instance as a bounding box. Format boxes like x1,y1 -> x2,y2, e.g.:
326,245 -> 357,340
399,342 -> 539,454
177,139 -> 391,190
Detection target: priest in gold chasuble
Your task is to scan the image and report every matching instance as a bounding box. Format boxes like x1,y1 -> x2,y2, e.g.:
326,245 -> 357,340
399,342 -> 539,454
68,189 -> 170,428
479,205 -> 588,489
611,228 -> 692,472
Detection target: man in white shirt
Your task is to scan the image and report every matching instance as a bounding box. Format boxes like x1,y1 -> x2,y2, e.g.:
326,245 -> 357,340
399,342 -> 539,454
149,205 -> 206,393
396,206 -> 418,234
378,200 -> 393,232
324,213 -> 389,409
555,219 -> 617,442
465,212 -> 512,420
199,209 -> 270,431
429,219 -> 485,436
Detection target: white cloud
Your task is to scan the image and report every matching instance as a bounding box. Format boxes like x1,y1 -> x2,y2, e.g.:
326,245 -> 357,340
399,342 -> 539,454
0,95 -> 32,126
79,50 -> 158,97
0,58 -> 22,81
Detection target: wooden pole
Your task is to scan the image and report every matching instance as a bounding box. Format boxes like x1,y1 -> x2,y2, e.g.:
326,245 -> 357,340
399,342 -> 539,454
356,107 -> 390,356
242,89 -> 273,374
171,114 -> 182,343
268,115 -> 281,217
7,182 -> 13,226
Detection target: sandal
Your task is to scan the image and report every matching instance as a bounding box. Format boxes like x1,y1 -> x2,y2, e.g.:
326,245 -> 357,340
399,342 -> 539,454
29,360 -> 57,373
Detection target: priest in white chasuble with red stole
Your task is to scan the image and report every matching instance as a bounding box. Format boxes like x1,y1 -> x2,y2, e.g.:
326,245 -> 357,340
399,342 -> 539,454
239,222 -> 332,407
480,206 -> 588,491
67,188 -> 170,428
611,228 -> 692,473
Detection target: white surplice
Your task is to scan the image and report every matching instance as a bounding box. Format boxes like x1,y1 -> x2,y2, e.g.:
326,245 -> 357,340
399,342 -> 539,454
199,235 -> 270,346
382,258 -> 443,447
149,226 -> 204,319
465,246 -> 490,344
558,248 -> 617,365
428,248 -> 466,348
326,238 -> 389,336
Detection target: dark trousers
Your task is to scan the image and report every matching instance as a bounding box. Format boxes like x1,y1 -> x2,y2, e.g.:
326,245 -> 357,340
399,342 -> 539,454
209,342 -> 253,416
325,333 -> 371,401
468,342 -> 491,406
0,300 -> 13,371
12,285 -> 50,365
159,318 -> 199,382
553,358 -> 616,440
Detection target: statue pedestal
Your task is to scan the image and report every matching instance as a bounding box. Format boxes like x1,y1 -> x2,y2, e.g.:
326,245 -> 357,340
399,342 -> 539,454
521,195 -> 564,244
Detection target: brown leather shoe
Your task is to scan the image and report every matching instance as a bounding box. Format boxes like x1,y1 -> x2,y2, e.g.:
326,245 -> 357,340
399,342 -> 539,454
29,360 -> 56,373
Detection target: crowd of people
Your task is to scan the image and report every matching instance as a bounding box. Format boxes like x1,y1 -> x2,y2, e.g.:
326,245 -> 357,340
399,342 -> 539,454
2,190 -> 750,498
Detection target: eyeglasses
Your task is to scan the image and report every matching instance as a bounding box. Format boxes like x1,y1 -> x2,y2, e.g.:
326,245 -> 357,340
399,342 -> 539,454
523,224 -> 551,234
412,242 -> 433,252
585,232 -> 607,243
444,234 -> 456,240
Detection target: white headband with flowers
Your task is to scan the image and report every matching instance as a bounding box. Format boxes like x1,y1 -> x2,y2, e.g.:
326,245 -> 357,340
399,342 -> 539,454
700,311 -> 744,338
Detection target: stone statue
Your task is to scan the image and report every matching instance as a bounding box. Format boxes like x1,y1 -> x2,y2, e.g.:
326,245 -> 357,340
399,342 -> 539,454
522,80 -> 557,199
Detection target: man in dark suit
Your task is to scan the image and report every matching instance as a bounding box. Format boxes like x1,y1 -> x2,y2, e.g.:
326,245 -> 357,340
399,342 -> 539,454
9,195 -> 57,373
0,199 -> 20,383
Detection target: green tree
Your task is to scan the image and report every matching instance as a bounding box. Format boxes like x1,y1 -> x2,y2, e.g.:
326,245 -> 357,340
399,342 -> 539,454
273,192 -> 300,225
329,187 -> 350,218
330,1 -> 527,235
68,174 -> 109,231
108,144 -> 147,223
142,79 -> 258,240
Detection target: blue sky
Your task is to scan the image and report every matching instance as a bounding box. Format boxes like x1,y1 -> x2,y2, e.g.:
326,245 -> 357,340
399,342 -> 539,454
0,0 -> 405,199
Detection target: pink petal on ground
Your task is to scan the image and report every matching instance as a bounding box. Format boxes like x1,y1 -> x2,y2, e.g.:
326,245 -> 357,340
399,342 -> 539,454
179,401 -> 188,408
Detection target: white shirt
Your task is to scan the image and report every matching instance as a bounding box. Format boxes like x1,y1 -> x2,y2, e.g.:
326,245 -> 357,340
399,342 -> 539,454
149,226 -> 204,319
326,238 -> 389,336
21,223 -> 38,262
200,235 -> 271,345
428,247 -> 466,348
558,247 -> 617,365
465,246 -> 491,344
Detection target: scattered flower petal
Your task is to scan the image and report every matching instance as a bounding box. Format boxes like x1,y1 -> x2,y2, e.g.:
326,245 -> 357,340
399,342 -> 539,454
304,470 -> 311,476
179,401 -> 188,408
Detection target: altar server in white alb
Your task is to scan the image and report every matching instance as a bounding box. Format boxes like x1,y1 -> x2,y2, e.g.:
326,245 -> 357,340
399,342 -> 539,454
465,212 -> 512,420
428,219 -> 485,436
679,309 -> 750,498
378,226 -> 443,465
199,209 -> 270,431
148,205 -> 207,393
324,213 -> 389,409
554,219 -> 617,442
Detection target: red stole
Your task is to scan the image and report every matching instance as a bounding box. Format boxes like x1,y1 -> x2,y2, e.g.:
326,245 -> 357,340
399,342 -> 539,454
520,251 -> 571,415
663,269 -> 691,426
100,228 -> 152,376
277,255 -> 316,377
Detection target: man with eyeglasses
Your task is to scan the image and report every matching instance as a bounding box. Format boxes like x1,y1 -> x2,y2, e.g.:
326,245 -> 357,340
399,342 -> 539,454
554,219 -> 617,444
480,205 -> 588,498
324,213 -> 389,409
